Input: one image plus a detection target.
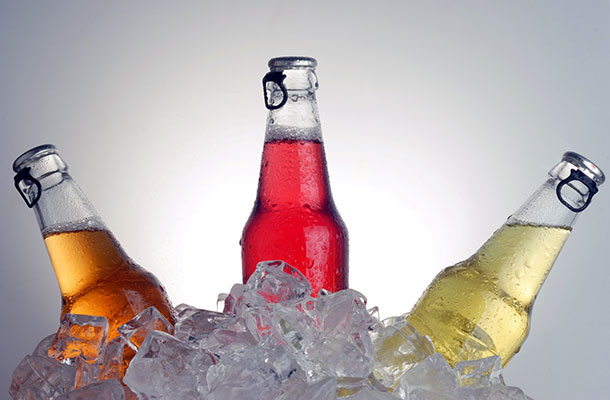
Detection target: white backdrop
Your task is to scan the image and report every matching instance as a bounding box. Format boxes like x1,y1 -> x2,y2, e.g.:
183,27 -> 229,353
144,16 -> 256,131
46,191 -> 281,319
1,2 -> 609,399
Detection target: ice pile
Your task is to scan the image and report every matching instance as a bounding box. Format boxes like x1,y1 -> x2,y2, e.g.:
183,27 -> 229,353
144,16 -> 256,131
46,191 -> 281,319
10,260 -> 533,399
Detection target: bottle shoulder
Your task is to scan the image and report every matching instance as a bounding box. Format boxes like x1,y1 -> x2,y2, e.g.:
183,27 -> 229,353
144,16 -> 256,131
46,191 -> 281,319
245,203 -> 346,222
242,205 -> 347,235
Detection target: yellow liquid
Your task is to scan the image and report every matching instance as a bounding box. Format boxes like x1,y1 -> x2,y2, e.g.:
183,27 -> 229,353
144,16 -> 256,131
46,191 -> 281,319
44,229 -> 175,340
405,224 -> 571,367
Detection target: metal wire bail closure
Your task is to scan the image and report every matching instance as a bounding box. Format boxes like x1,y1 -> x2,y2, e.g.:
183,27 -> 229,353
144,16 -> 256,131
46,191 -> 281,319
556,169 -> 599,212
263,71 -> 288,110
14,167 -> 42,208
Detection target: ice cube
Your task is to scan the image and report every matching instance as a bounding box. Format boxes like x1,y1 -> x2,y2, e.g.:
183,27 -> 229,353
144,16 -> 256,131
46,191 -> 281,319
371,319 -> 435,389
123,330 -> 215,399
277,377 -> 337,400
218,283 -> 245,314
367,306 -> 382,327
455,356 -> 504,388
240,261 -> 315,341
205,337 -> 299,399
456,325 -> 498,362
335,376 -> 376,397
308,336 -> 372,380
117,306 -> 173,350
243,260 -> 312,306
343,387 -> 398,399
57,379 -> 125,399
271,302 -> 320,351
465,384 -> 532,400
73,357 -> 102,390
12,386 -> 52,400
98,337 -> 135,382
273,315 -> 366,381
199,318 -> 259,357
269,302 -> 318,376
174,304 -> 236,343
316,289 -> 369,334
269,291 -> 375,381
243,305 -> 275,340
11,274 -> 538,400
407,387 -> 459,400
206,374 -> 281,400
316,289 -> 376,361
48,314 -> 109,363
10,355 -> 76,399
175,303 -> 212,322
173,303 -> 259,356
395,353 -> 459,398
32,334 -> 56,357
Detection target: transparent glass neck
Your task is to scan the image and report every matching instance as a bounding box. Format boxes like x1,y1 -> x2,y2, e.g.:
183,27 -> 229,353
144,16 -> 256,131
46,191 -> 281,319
264,57 -> 322,142
508,152 -> 605,228
13,145 -> 105,235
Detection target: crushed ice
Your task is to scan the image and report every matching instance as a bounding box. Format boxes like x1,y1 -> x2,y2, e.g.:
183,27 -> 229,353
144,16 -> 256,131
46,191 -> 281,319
10,260 -> 534,399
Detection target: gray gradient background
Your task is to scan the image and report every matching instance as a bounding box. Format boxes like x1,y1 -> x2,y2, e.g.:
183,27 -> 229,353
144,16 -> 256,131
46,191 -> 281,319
1,1 -> 609,399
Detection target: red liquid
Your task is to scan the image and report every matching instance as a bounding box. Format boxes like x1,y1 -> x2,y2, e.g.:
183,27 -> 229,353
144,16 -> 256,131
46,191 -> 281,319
241,139 -> 348,296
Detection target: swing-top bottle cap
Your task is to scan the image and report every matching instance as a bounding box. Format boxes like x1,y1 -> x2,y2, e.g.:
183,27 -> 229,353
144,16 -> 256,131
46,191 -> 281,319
561,151 -> 605,186
264,57 -> 319,110
268,56 -> 317,71
551,151 -> 605,213
13,144 -> 69,208
13,144 -> 60,173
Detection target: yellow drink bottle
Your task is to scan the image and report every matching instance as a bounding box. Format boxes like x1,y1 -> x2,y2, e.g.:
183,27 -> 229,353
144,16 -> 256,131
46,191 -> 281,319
405,152 -> 604,367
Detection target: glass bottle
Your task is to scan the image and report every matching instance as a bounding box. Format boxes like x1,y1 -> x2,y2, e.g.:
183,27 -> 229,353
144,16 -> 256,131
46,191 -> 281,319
13,144 -> 176,340
241,56 -> 349,296
402,151 -> 604,367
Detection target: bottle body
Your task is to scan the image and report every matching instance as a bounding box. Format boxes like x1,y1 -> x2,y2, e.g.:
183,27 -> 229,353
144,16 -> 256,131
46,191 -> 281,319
401,152 -> 604,367
241,57 -> 348,295
406,223 -> 570,366
241,139 -> 348,295
43,222 -> 175,339
13,145 -> 175,340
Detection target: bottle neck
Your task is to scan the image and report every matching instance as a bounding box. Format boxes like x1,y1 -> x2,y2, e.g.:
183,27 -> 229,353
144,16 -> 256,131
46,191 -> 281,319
264,68 -> 323,143
34,171 -> 106,235
476,157 -> 603,308
13,148 -> 131,294
257,66 -> 332,208
14,150 -> 107,235
507,177 -> 578,229
507,152 -> 603,228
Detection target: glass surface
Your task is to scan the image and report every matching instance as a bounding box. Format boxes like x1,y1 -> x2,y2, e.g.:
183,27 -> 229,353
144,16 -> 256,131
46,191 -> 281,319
242,58 -> 349,295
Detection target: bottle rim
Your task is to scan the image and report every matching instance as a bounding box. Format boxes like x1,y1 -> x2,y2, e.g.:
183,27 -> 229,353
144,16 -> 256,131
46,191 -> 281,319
13,144 -> 58,173
268,56 -> 317,70
562,151 -> 605,185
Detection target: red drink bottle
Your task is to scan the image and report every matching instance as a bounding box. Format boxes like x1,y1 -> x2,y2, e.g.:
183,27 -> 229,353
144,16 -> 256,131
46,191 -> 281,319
241,57 -> 348,295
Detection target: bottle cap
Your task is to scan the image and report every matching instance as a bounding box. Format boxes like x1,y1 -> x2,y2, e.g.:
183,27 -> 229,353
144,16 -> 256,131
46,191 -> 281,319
13,144 -> 66,208
554,151 -> 605,213
561,151 -> 605,186
264,57 -> 319,109
268,56 -> 317,70
13,144 -> 58,173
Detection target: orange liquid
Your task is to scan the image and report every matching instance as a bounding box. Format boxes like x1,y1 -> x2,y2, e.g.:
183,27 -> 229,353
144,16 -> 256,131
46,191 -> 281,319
44,229 -> 175,340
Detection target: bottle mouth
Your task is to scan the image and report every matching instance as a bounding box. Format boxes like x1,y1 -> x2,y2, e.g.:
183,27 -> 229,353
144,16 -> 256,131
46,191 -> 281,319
550,151 -> 605,213
13,144 -> 59,173
268,56 -> 317,71
264,57 -> 319,108
561,151 -> 605,186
